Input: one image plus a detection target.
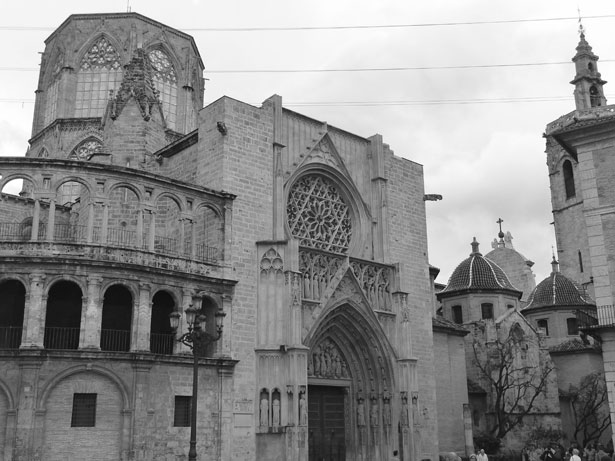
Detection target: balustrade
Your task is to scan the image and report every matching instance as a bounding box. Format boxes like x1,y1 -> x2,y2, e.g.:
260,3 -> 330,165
43,326 -> 80,350
100,329 -> 131,352
0,221 -> 219,263
150,332 -> 175,355
0,326 -> 22,349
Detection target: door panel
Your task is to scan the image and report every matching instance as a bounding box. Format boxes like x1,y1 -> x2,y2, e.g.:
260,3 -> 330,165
308,385 -> 346,461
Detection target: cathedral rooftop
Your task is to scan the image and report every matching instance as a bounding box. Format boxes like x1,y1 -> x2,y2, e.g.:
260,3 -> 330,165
523,258 -> 594,311
437,238 -> 521,298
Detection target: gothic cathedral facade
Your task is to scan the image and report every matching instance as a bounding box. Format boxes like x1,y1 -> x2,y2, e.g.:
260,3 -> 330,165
0,13 -> 439,460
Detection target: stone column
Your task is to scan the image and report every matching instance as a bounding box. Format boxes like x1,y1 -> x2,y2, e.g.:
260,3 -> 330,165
101,203 -> 109,243
190,218 -> 197,259
46,199 -> 56,241
31,199 -> 40,241
80,275 -> 103,350
86,202 -> 95,243
131,282 -> 151,352
136,208 -> 144,248
21,273 -> 46,348
148,211 -> 156,251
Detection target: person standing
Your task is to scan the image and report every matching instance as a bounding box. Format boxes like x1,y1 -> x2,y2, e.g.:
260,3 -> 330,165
571,448 -> 582,461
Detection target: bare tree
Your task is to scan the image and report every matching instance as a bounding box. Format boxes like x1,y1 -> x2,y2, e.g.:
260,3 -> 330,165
472,324 -> 555,440
569,372 -> 611,447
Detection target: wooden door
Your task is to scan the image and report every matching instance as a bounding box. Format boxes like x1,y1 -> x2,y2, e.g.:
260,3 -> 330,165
308,385 -> 346,461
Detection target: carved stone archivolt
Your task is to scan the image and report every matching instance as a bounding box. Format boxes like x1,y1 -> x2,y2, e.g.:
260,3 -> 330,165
299,249 -> 344,301
308,338 -> 349,379
350,261 -> 392,311
287,175 -> 352,254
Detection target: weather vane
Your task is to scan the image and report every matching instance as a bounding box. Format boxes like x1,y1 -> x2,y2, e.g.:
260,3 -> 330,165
577,6 -> 585,36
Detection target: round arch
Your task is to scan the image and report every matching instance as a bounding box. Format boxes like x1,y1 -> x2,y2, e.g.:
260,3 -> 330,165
53,176 -> 93,197
193,202 -> 223,219
153,191 -> 185,211
0,378 -> 16,410
284,164 -> 370,256
0,173 -> 36,194
43,275 -> 86,297
36,364 -> 130,412
107,182 -> 143,203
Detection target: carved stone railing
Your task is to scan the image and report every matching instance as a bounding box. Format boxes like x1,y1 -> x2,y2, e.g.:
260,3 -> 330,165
546,105 -> 615,135
0,241 -> 220,278
298,247 -> 394,312
0,221 -> 218,264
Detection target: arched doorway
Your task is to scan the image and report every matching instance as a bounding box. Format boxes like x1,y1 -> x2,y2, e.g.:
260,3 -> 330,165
0,280 -> 26,349
150,291 -> 176,354
100,285 -> 132,352
306,303 -> 397,461
44,281 -> 83,350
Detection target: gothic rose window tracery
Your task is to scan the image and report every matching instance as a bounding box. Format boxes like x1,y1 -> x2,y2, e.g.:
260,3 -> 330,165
69,139 -> 102,161
287,175 -> 352,253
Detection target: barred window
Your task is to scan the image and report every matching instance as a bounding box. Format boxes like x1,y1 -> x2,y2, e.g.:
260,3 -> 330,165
71,393 -> 97,427
75,37 -> 122,118
148,49 -> 177,130
174,396 -> 192,427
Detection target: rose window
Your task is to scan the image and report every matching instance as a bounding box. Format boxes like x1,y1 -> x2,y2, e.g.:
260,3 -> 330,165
287,175 -> 352,253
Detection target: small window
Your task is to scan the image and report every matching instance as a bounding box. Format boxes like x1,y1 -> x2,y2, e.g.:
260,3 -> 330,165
537,319 -> 549,336
71,393 -> 97,427
578,250 -> 584,273
452,305 -> 463,324
563,160 -> 576,199
567,318 -> 578,335
507,304 -> 514,309
481,303 -> 494,320
174,396 -> 192,427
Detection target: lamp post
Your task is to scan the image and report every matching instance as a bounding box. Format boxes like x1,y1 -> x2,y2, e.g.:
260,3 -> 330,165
169,305 -> 225,461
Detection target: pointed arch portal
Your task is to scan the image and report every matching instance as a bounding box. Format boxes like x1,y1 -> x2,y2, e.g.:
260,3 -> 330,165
306,303 -> 397,461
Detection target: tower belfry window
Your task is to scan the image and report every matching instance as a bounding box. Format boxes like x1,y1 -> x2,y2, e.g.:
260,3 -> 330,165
590,85 -> 601,107
563,160 -> 576,199
75,37 -> 122,118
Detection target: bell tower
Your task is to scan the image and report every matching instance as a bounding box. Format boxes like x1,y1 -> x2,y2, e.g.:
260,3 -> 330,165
571,29 -> 608,109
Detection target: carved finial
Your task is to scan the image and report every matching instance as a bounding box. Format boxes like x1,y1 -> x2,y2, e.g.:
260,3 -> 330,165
470,237 -> 481,256
551,254 -> 559,274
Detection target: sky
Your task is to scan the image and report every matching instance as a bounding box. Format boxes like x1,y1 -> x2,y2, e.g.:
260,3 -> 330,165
0,0 -> 614,286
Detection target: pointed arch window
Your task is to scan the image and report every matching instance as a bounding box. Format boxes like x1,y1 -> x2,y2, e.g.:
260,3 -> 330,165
43,54 -> 63,127
69,139 -> 102,161
147,49 -> 178,130
563,160 -> 576,199
75,37 -> 123,118
38,147 -> 49,158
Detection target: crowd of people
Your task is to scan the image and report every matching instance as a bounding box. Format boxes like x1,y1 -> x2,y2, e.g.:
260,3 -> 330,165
530,442 -> 612,461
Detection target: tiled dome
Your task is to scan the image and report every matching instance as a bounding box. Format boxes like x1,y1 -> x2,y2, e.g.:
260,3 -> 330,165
524,258 -> 594,310
439,238 -> 520,296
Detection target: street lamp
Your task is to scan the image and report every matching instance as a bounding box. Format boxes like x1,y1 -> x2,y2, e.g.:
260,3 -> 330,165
170,305 -> 225,461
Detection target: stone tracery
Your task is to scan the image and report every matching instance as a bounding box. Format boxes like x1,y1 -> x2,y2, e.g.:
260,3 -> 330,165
350,261 -> 392,311
299,249 -> 344,301
287,175 -> 352,254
